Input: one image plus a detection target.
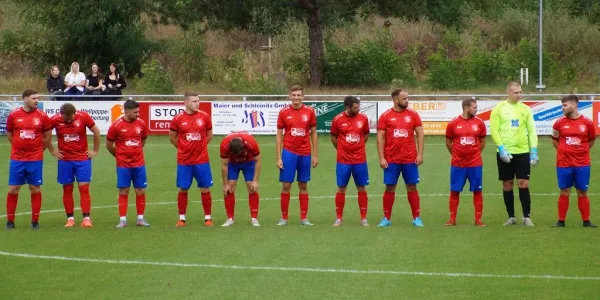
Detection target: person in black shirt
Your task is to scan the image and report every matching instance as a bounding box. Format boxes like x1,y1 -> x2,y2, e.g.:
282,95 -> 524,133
46,65 -> 65,101
104,63 -> 126,101
85,63 -> 104,100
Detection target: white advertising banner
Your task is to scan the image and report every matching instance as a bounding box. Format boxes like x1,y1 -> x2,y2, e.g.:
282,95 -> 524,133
41,101 -> 123,135
211,101 -> 290,135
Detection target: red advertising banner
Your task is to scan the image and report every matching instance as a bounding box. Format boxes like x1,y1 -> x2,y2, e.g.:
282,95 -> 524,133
135,101 -> 212,135
594,102 -> 600,135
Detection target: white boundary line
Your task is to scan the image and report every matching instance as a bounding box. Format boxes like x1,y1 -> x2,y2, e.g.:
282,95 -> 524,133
1,192 -> 596,219
0,251 -> 598,281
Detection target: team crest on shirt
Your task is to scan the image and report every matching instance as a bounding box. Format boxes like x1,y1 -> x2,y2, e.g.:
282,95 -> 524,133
302,115 -> 308,122
471,125 -> 479,132
196,119 -> 203,127
135,127 -> 141,134
579,124 -> 586,132
404,116 -> 411,123
73,120 -> 81,127
356,121 -> 363,128
33,118 -> 40,126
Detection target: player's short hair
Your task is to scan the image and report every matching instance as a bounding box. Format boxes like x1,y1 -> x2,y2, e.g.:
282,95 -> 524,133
289,85 -> 303,94
506,81 -> 521,91
391,88 -> 407,98
343,96 -> 360,108
184,91 -> 199,100
229,137 -> 244,155
461,98 -> 476,109
60,103 -> 76,116
123,99 -> 139,110
22,89 -> 38,99
561,94 -> 579,104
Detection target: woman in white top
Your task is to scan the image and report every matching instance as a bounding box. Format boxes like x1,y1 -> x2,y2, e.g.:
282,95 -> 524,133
64,62 -> 87,100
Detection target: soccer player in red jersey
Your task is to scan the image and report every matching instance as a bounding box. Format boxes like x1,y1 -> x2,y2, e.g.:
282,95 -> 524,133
106,100 -> 150,228
444,99 -> 487,227
47,103 -> 100,228
330,96 -> 370,226
5,89 -> 52,229
276,85 -> 318,226
219,131 -> 261,227
376,88 -> 425,227
552,95 -> 596,228
169,91 -> 214,227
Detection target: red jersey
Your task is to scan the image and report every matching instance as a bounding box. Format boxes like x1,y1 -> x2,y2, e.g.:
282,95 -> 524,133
50,111 -> 96,161
376,108 -> 422,164
330,112 -> 370,164
6,107 -> 52,161
445,116 -> 487,167
106,117 -> 147,168
170,110 -> 212,165
219,132 -> 260,164
553,116 -> 596,167
277,104 -> 316,156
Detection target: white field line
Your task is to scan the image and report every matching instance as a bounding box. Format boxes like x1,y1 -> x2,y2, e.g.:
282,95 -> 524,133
0,192 -> 596,219
0,251 -> 598,281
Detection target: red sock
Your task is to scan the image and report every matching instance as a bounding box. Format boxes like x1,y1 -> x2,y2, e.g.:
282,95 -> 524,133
177,191 -> 188,215
62,184 -> 74,216
335,192 -> 345,220
383,191 -> 395,220
225,192 -> 236,219
578,195 -> 590,221
31,192 -> 42,222
280,193 -> 290,220
78,184 -> 91,216
358,191 -> 368,219
6,193 -> 18,222
558,195 -> 569,221
299,193 -> 309,220
473,191 -> 483,221
449,191 -> 460,220
407,190 -> 421,219
249,192 -> 259,219
118,194 -> 128,217
135,194 -> 146,216
201,192 -> 212,217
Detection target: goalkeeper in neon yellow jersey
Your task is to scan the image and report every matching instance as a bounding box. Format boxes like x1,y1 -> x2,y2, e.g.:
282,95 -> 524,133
490,82 -> 538,227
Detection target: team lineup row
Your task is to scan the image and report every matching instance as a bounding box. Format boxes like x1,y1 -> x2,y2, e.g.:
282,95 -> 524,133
4,83 -> 596,229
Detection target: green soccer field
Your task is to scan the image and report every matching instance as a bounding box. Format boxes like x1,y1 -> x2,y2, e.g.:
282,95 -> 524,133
1,135 -> 599,299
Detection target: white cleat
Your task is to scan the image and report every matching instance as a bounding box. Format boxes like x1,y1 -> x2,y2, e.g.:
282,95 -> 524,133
503,217 -> 517,226
360,218 -> 370,227
221,218 -> 235,227
276,218 -> 288,226
251,218 -> 260,227
523,217 -> 535,227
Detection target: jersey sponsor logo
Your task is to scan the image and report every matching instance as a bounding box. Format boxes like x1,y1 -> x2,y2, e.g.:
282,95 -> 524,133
404,116 -> 411,123
566,136 -> 582,146
579,124 -> 586,132
511,119 -> 519,127
471,125 -> 479,131
125,140 -> 140,147
63,134 -> 80,142
393,128 -> 409,138
291,128 -> 306,136
345,133 -> 361,143
459,136 -> 476,145
19,129 -> 35,139
185,132 -> 201,141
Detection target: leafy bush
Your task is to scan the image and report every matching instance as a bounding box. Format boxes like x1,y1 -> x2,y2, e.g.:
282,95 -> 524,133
136,59 -> 175,94
426,50 -> 469,90
163,31 -> 207,83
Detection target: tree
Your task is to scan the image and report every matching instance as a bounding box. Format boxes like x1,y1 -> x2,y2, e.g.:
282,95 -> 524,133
4,0 -> 152,76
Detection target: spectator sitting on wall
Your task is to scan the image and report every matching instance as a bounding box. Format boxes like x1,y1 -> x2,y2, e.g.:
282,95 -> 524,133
64,62 -> 86,100
46,65 -> 65,100
104,63 -> 126,101
85,63 -> 104,100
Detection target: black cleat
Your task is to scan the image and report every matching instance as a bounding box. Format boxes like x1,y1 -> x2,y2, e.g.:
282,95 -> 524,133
6,221 -> 15,229
583,221 -> 597,228
30,221 -> 40,230
552,221 -> 566,228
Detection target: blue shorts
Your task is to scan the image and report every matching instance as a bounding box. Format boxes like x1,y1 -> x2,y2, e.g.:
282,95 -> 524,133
383,163 -> 420,185
279,149 -> 311,183
8,160 -> 43,186
336,162 -> 369,187
228,161 -> 255,182
450,166 -> 483,192
57,160 -> 92,185
177,163 -> 213,189
557,166 -> 590,191
117,166 -> 147,189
